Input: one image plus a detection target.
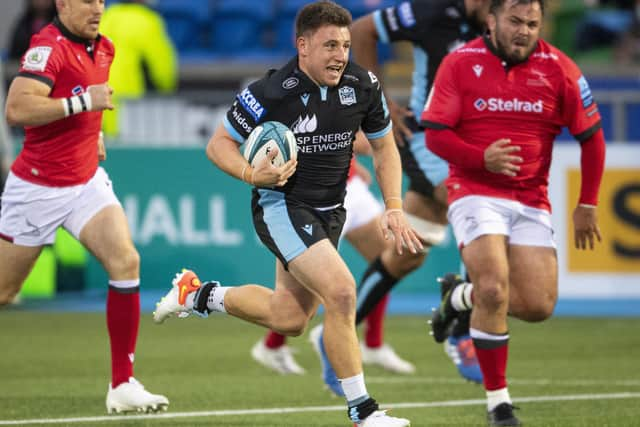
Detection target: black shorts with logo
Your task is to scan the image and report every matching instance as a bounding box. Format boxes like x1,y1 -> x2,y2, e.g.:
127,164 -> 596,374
251,188 -> 346,269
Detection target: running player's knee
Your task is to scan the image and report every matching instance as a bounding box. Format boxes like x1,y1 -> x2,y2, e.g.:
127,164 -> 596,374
104,246 -> 140,277
404,213 -> 447,247
475,278 -> 509,310
324,283 -> 356,316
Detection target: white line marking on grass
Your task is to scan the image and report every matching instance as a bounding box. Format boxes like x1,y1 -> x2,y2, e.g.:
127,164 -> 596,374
366,376 -> 640,387
1,392 -> 639,425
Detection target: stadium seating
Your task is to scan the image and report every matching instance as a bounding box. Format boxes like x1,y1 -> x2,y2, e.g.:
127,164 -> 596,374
210,0 -> 275,53
155,0 -> 212,52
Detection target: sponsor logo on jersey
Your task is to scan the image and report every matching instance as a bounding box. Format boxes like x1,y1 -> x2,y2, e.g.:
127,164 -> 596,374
474,98 -> 487,111
398,2 -> 416,27
385,7 -> 399,31
282,77 -> 299,90
343,74 -> 359,82
237,88 -> 265,121
231,104 -> 254,134
475,98 -> 543,113
473,64 -> 483,77
532,52 -> 558,60
339,86 -> 357,106
22,46 -> 52,72
296,131 -> 353,153
448,39 -> 466,53
455,47 -> 487,54
292,114 -> 318,134
577,75 -> 594,108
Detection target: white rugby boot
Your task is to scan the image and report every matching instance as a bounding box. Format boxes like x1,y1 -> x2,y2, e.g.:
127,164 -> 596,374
355,410 -> 411,426
153,269 -> 205,324
251,339 -> 306,375
106,377 -> 169,414
360,343 -> 416,374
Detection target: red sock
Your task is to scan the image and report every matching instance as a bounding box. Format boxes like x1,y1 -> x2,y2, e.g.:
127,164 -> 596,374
106,288 -> 140,387
472,333 -> 509,391
364,293 -> 389,348
264,330 -> 286,349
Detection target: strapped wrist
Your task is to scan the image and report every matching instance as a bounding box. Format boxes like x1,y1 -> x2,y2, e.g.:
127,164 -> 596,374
61,92 -> 92,117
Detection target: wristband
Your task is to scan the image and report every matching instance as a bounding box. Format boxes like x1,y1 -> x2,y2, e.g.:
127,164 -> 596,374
241,164 -> 254,185
578,203 -> 596,209
384,196 -> 403,210
61,92 -> 92,117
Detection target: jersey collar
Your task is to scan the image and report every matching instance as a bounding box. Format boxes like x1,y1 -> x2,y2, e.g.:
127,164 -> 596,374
53,16 -> 102,46
265,56 -> 353,99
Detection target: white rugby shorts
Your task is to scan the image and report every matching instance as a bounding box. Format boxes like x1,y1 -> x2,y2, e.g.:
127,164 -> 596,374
341,175 -> 384,236
0,167 -> 121,246
448,195 -> 556,249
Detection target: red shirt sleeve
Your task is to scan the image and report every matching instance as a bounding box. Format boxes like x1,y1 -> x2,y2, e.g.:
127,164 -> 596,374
559,54 -> 602,140
578,128 -> 606,206
420,54 -> 461,129
18,33 -> 64,88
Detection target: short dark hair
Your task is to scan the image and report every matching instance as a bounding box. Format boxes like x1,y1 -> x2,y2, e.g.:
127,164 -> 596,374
295,1 -> 352,38
490,0 -> 545,15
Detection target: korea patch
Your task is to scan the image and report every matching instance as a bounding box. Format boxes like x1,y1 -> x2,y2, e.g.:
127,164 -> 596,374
23,46 -> 52,72
339,86 -> 356,106
577,75 -> 594,108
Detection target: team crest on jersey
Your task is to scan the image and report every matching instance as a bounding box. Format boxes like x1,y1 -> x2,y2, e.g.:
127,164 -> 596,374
472,65 -> 483,77
339,86 -> 357,106
23,46 -> 52,72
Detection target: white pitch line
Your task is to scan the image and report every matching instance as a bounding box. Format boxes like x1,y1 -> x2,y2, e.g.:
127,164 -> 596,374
366,376 -> 640,387
0,392 -> 639,426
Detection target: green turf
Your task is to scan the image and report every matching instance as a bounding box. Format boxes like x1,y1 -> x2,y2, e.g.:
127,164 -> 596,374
1,312 -> 639,426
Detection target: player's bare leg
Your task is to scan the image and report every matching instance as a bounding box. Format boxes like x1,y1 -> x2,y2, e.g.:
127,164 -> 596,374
0,239 -> 42,305
80,205 -> 168,413
507,245 -> 557,322
462,234 -> 519,425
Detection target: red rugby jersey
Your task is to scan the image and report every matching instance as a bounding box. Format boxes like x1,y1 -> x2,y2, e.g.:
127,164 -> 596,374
11,18 -> 114,186
421,36 -> 601,211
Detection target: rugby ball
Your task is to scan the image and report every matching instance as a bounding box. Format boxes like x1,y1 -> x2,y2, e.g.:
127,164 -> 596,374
242,121 -> 297,167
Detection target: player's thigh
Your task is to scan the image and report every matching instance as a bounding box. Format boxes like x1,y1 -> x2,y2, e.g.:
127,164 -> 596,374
461,234 -> 510,288
508,245 -> 558,321
344,218 -> 386,263
0,238 -> 43,299
288,239 -> 356,308
272,258 -> 320,320
78,205 -> 138,276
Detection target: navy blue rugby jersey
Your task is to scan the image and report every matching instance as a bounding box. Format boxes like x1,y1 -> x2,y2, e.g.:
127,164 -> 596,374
223,56 -> 391,207
373,0 -> 484,119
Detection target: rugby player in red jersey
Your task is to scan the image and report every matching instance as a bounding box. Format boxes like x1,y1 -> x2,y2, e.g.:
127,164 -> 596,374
0,0 -> 168,414
421,0 -> 605,425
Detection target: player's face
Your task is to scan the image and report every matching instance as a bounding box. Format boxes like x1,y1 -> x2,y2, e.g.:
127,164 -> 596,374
488,1 -> 542,64
57,0 -> 104,39
297,25 -> 351,87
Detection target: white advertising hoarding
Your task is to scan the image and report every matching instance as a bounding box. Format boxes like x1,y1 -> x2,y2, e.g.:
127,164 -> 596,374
549,144 -> 640,298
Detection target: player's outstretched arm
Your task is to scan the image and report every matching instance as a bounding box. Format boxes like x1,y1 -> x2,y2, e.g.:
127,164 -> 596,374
5,77 -> 112,127
206,125 -> 296,187
370,132 -> 423,254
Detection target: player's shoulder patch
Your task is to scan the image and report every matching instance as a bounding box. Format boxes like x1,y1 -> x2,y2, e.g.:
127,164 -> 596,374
22,46 -> 53,72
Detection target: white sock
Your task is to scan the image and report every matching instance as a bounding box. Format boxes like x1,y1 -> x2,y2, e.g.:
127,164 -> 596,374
339,373 -> 368,405
206,286 -> 230,313
451,282 -> 473,311
486,387 -> 512,411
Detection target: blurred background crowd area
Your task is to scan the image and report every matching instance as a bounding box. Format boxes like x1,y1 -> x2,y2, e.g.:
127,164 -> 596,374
1,0 -> 640,147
